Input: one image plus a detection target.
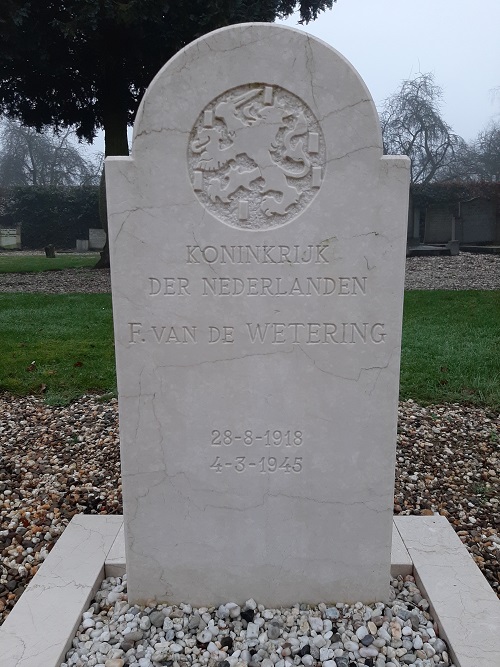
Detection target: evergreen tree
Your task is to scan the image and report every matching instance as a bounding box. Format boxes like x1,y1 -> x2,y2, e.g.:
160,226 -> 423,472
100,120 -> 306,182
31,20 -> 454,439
0,1 -> 335,265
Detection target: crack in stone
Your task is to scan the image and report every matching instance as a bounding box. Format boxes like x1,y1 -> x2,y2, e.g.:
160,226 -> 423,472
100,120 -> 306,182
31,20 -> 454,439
134,126 -> 186,141
155,347 -> 296,371
325,145 -> 380,164
297,345 -> 393,387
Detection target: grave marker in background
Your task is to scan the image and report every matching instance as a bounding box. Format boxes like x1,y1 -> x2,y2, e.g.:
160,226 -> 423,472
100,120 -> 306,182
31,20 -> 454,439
106,23 -> 410,605
89,228 -> 106,251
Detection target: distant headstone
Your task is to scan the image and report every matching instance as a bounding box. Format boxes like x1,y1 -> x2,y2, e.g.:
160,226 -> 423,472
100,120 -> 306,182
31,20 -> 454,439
44,244 -> 56,258
106,24 -> 410,606
89,228 -> 106,251
76,239 -> 89,252
0,227 -> 20,250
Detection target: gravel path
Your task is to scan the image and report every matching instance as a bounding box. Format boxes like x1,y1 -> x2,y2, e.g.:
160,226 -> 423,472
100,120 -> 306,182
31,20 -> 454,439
0,254 -> 499,628
0,266 -> 112,293
405,253 -> 500,290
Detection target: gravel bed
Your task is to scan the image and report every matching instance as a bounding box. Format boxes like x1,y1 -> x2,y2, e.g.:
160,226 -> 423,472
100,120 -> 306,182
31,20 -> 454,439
0,395 -> 498,630
61,576 -> 455,667
404,253 -> 500,290
1,252 -> 499,293
0,266 -> 111,293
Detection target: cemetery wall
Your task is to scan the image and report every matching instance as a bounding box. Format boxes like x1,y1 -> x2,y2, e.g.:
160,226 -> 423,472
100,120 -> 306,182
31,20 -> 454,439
412,182 -> 500,245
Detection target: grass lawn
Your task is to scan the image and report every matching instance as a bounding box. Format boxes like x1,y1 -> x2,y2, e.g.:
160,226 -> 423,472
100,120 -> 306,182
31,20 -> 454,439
0,290 -> 498,407
401,290 -> 500,408
0,293 -> 115,404
0,253 -> 100,274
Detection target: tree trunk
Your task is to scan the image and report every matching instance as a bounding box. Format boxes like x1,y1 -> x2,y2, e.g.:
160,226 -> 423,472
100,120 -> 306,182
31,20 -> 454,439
94,107 -> 129,269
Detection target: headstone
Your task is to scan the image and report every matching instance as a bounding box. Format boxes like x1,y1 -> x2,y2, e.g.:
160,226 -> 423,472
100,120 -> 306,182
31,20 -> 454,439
76,239 -> 89,252
106,23 -> 410,606
0,227 -> 20,249
44,244 -> 56,258
89,228 -> 107,250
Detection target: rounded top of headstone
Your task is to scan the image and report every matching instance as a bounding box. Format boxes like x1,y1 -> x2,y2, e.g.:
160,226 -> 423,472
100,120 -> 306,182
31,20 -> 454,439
134,23 -> 381,142
129,23 -> 383,232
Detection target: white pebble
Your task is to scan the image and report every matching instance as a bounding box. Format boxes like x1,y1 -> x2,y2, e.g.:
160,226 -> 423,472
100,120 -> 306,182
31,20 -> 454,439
359,645 -> 379,658
344,641 -> 359,652
138,616 -> 150,631
319,647 -> 329,661
227,603 -> 241,619
313,635 -> 326,648
309,617 -> 323,633
246,622 -> 259,639
378,627 -> 391,642
423,642 -> 435,658
197,630 -> 212,643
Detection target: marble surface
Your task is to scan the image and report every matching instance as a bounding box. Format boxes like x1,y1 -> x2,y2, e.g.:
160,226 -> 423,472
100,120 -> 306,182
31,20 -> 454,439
105,518 -> 412,581
395,515 -> 500,667
106,22 -> 410,605
105,522 -> 126,578
0,515 -> 122,667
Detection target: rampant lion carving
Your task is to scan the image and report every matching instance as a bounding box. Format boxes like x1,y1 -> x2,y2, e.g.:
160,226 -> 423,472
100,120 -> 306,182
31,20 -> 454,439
188,85 -> 325,230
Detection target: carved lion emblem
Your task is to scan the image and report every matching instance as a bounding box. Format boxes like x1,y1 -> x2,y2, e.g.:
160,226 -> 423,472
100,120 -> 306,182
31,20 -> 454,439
188,84 -> 325,230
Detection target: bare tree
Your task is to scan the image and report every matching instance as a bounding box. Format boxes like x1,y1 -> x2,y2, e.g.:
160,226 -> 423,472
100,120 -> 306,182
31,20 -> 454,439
437,121 -> 500,183
0,118 -> 102,186
380,73 -> 462,184
469,122 -> 500,181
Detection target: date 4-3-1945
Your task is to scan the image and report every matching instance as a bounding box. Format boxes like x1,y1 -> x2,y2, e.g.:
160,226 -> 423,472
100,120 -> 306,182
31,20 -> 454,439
210,456 -> 303,474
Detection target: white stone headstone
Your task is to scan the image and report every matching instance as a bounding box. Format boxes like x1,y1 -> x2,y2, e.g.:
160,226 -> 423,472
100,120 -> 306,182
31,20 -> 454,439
106,23 -> 410,606
76,239 -> 89,252
89,228 -> 106,250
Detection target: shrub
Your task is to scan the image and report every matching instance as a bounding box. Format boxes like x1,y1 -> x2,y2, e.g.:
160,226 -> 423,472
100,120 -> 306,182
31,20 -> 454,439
0,185 -> 99,249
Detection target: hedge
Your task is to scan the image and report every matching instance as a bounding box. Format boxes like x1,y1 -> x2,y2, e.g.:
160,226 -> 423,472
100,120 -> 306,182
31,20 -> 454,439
412,182 -> 500,208
0,186 -> 100,249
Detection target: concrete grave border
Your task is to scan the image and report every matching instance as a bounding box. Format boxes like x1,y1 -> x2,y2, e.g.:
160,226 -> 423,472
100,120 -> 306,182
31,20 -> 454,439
0,515 -> 498,667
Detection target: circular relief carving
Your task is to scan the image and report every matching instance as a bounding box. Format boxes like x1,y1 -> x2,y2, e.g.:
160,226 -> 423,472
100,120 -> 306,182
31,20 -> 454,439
188,84 -> 325,230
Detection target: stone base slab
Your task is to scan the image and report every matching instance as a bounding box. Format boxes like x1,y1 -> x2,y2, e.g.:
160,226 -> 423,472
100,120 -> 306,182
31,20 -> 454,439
0,515 -> 498,667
